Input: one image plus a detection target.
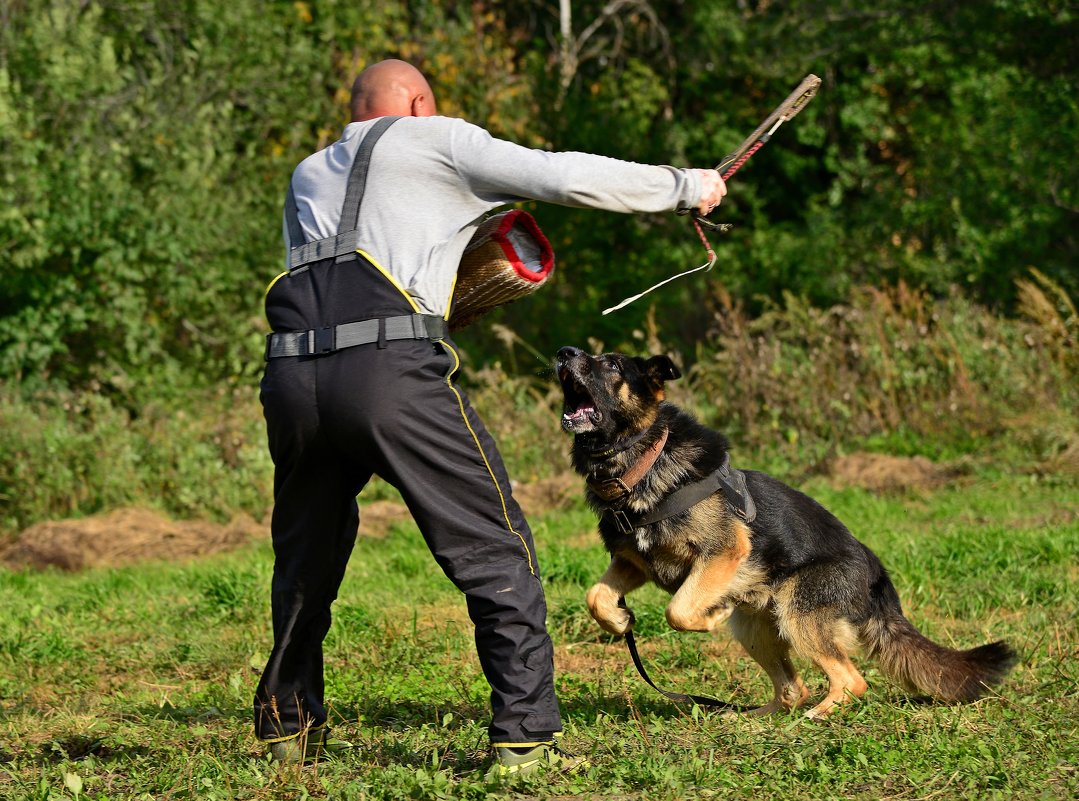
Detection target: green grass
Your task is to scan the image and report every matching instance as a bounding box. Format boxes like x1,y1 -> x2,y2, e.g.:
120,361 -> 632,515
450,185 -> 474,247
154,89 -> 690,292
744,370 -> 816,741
0,473 -> 1076,800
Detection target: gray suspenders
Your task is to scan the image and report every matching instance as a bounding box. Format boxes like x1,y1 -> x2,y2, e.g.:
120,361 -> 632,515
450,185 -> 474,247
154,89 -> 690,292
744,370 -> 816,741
285,115 -> 400,272
266,116 -> 448,359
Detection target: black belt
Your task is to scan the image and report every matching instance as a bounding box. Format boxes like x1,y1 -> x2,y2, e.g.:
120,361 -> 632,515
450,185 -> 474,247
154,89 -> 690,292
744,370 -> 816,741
265,314 -> 447,359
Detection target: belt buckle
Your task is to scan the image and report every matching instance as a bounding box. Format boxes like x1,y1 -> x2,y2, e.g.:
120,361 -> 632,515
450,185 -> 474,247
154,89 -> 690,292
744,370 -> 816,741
311,326 -> 336,355
590,477 -> 630,503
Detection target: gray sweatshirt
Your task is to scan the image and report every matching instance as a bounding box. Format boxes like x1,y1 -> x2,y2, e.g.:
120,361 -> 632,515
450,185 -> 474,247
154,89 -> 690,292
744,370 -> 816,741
286,115 -> 703,316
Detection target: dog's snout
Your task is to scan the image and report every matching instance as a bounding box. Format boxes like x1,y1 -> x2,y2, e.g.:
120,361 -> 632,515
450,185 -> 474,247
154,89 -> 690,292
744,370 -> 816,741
556,346 -> 583,365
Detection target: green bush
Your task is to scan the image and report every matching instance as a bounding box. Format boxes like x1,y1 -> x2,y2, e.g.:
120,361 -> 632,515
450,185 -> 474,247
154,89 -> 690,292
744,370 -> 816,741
2,275 -> 1075,539
0,383 -> 272,536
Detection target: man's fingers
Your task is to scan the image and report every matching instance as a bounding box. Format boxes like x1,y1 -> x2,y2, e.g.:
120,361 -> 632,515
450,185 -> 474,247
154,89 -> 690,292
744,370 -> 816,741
695,169 -> 727,215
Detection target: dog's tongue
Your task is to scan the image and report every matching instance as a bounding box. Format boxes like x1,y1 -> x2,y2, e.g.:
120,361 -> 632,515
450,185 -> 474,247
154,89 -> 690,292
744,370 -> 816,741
563,403 -> 594,424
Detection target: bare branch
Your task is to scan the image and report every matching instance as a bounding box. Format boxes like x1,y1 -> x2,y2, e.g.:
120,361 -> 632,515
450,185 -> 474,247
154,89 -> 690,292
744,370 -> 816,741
555,0 -> 674,109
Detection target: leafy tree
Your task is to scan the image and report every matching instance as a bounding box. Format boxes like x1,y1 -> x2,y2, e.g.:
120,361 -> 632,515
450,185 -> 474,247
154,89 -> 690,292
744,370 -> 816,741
1,0 -> 1074,392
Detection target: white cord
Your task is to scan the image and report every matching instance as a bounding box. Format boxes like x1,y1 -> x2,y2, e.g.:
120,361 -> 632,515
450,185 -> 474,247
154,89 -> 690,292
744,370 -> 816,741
601,249 -> 718,315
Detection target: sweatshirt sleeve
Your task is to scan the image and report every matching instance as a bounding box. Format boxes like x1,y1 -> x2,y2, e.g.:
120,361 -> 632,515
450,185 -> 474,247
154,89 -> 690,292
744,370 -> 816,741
446,119 -> 702,214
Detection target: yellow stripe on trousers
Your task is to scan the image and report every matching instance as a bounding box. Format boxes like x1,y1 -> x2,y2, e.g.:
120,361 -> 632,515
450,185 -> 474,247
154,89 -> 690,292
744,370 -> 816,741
441,340 -> 536,576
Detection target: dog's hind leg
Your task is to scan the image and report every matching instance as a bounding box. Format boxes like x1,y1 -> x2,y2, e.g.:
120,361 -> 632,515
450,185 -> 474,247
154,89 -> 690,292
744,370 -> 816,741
777,599 -> 868,719
728,607 -> 810,715
804,650 -> 869,719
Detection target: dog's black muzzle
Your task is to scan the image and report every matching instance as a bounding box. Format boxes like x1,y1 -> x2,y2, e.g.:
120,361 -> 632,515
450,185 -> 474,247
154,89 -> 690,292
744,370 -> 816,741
556,346 -> 602,434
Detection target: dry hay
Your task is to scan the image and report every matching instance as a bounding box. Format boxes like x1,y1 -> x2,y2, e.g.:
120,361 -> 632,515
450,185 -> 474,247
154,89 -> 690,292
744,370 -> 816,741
827,452 -> 960,492
0,475 -> 592,573
0,507 -> 265,572
357,477 -> 581,537
512,473 -> 580,519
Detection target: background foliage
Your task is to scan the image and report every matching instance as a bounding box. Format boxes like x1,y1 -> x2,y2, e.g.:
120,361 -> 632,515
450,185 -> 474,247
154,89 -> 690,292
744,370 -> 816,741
1,0 -> 1075,391
0,1 -> 1076,534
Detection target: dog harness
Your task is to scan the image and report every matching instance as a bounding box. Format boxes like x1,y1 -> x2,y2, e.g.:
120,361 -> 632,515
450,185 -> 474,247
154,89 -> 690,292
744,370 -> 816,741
589,431 -> 757,534
588,430 -> 760,710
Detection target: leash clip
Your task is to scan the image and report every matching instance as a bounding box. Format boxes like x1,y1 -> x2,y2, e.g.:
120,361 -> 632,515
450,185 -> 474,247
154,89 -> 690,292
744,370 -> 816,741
611,509 -> 635,535
692,217 -> 733,234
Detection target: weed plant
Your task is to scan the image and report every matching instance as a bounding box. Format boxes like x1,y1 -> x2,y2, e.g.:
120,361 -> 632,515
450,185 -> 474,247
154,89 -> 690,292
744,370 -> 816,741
685,271 -> 1077,465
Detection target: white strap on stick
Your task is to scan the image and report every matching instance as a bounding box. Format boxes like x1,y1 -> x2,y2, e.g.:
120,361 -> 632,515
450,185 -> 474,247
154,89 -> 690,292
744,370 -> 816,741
601,249 -> 717,315
602,217 -> 718,315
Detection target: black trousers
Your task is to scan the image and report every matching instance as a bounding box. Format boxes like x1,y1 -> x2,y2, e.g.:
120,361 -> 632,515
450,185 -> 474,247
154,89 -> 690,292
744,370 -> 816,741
254,258 -> 562,744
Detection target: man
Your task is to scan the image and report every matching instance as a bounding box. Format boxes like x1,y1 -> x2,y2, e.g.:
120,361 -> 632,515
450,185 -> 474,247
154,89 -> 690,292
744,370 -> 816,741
255,59 -> 726,773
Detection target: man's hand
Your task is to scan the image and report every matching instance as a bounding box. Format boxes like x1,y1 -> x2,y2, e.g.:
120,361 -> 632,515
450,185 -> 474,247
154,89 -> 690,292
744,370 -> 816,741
695,169 -> 727,215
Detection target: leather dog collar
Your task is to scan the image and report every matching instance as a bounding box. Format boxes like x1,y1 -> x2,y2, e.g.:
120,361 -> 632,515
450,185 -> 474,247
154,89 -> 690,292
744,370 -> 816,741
588,425 -> 651,459
587,428 -> 669,504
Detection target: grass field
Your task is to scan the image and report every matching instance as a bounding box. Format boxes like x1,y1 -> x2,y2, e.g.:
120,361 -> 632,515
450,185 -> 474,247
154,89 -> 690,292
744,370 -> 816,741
1,470 -> 1076,800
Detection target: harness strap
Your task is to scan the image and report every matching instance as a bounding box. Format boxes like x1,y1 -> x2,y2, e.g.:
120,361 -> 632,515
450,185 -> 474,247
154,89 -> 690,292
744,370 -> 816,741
284,184 -> 305,251
338,115 -> 400,239
287,231 -> 360,272
265,313 -> 447,359
285,115 -> 401,271
604,452 -> 757,534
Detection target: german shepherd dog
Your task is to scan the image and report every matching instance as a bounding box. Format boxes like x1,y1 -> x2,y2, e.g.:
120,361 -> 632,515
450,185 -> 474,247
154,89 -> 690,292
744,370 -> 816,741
556,346 -> 1017,718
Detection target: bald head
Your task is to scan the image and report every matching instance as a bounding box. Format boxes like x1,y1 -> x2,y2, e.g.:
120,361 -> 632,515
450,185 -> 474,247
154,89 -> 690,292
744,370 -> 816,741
350,59 -> 437,121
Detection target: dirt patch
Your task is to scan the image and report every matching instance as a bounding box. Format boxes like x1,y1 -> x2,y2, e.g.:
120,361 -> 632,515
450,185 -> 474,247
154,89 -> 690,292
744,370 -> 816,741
0,476 -> 584,573
555,643 -> 619,676
826,452 -> 961,492
357,477 -> 584,538
512,473 -> 580,519
358,499 -> 412,538
0,508 -> 265,572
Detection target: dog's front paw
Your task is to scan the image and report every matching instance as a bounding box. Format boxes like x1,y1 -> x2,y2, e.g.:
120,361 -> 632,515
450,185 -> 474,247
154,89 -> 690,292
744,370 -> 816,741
666,601 -> 733,632
595,605 -> 635,636
586,584 -> 635,636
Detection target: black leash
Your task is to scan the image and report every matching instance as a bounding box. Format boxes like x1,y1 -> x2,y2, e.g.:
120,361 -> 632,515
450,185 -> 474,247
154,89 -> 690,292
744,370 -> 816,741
622,624 -> 751,712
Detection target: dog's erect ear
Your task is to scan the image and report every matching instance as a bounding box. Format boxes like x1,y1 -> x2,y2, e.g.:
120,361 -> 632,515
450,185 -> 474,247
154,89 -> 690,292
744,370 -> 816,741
644,354 -> 681,384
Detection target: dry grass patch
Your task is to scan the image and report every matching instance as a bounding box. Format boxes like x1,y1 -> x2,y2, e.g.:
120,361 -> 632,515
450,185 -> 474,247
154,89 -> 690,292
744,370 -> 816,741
826,452 -> 964,493
0,507 -> 265,571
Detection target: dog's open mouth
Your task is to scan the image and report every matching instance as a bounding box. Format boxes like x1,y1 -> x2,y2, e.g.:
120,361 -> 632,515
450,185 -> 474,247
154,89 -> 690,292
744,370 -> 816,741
559,370 -> 600,433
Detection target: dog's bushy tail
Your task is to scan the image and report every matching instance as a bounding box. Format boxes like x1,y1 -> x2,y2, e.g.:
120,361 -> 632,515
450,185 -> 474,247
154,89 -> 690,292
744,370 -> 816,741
860,570 -> 1017,702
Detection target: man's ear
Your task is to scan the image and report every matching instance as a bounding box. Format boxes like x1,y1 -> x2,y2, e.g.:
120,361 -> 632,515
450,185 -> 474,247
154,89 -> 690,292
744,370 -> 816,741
644,354 -> 681,383
411,92 -> 436,117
